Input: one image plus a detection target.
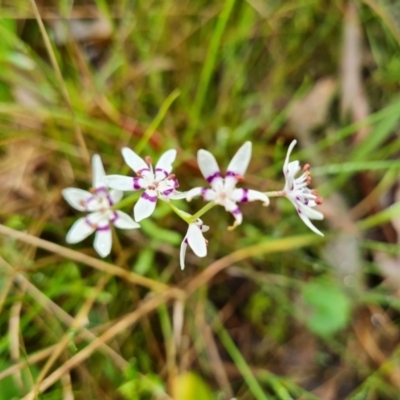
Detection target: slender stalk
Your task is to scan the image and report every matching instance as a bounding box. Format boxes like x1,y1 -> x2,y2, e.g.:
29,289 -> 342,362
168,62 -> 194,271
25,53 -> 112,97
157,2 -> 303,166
189,202 -> 216,221
265,190 -> 285,197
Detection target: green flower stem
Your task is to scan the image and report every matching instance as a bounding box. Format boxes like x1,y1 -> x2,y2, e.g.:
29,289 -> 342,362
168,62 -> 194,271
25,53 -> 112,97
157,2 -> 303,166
265,190 -> 285,197
163,200 -> 192,222
189,202 -> 216,222
111,192 -> 139,210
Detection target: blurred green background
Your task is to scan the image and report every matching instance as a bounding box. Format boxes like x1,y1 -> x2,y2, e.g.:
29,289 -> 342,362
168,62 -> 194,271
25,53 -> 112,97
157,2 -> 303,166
1,0 -> 400,399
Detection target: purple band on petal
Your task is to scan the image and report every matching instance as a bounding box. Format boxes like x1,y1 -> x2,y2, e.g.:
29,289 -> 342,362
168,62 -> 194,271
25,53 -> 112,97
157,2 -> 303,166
95,187 -> 108,194
232,207 -> 241,215
155,168 -> 168,178
173,178 -> 179,188
85,217 -> 95,228
184,238 -> 188,244
226,171 -> 237,178
163,188 -> 174,196
85,196 -> 96,210
106,194 -> 114,206
109,211 -> 118,223
97,225 -> 111,231
206,171 -> 222,183
133,177 -> 142,190
240,188 -> 249,203
297,208 -> 302,214
201,187 -> 209,197
142,192 -> 157,202
138,167 -> 150,174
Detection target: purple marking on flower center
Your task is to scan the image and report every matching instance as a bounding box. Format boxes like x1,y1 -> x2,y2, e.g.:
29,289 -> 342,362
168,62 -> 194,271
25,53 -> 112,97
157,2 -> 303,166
240,188 -> 249,203
97,224 -> 111,231
232,207 -> 241,215
206,171 -> 222,184
95,186 -> 108,194
201,187 -> 209,197
133,177 -> 142,190
85,196 -> 96,210
163,188 -> 174,196
109,211 -> 118,223
297,208 -> 302,214
142,191 -> 157,202
184,238 -> 188,244
85,217 -> 96,229
155,168 -> 168,178
172,178 -> 179,188
226,171 -> 237,178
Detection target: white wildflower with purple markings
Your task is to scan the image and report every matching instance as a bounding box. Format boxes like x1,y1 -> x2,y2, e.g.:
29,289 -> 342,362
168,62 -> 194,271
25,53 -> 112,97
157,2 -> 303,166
186,142 -> 269,229
180,217 -> 209,270
281,140 -> 324,236
62,155 -> 140,258
105,148 -> 185,222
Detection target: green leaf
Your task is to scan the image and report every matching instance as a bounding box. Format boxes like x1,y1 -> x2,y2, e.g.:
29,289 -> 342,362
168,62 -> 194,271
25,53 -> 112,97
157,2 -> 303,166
301,278 -> 351,337
140,219 -> 182,246
171,372 -> 214,400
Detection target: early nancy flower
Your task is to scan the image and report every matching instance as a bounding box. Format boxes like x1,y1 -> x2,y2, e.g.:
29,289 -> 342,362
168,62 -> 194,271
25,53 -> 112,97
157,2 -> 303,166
282,140 -> 324,236
62,155 -> 140,258
186,142 -> 269,229
105,148 -> 185,222
180,218 -> 209,270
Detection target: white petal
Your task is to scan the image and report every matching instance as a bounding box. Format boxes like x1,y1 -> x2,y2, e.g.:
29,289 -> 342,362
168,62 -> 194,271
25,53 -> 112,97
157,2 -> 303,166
287,160 -> 301,179
298,211 -> 324,236
121,147 -> 148,173
180,240 -> 188,270
109,189 -> 123,205
134,190 -> 158,221
197,149 -> 223,190
168,191 -> 188,200
93,228 -> 112,257
283,140 -> 297,176
105,175 -> 139,191
186,187 -> 204,201
187,224 -> 207,257
223,199 -> 243,226
298,202 -> 324,220
66,217 -> 95,243
226,141 -> 252,177
155,149 -> 176,180
201,224 -> 210,232
231,188 -> 270,205
62,188 -> 92,211
113,211 -> 140,229
92,154 -> 106,188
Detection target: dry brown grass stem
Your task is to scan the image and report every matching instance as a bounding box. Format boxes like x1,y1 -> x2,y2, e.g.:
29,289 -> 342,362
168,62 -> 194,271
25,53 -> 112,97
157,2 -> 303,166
0,256 -> 128,371
21,290 -> 176,399
186,234 -> 321,294
28,274 -> 112,399
0,224 -> 182,296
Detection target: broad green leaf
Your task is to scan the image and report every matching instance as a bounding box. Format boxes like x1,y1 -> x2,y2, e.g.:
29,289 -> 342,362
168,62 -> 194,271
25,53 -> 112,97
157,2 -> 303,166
301,278 -> 351,337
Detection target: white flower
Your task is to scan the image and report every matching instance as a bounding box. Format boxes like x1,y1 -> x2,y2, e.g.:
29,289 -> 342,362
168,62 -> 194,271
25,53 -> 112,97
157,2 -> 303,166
186,142 -> 269,229
283,140 -> 324,236
180,218 -> 209,270
105,148 -> 185,222
62,155 -> 140,258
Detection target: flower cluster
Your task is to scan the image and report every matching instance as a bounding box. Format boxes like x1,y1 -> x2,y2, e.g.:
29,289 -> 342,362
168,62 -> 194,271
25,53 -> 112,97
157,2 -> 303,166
63,140 -> 324,269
